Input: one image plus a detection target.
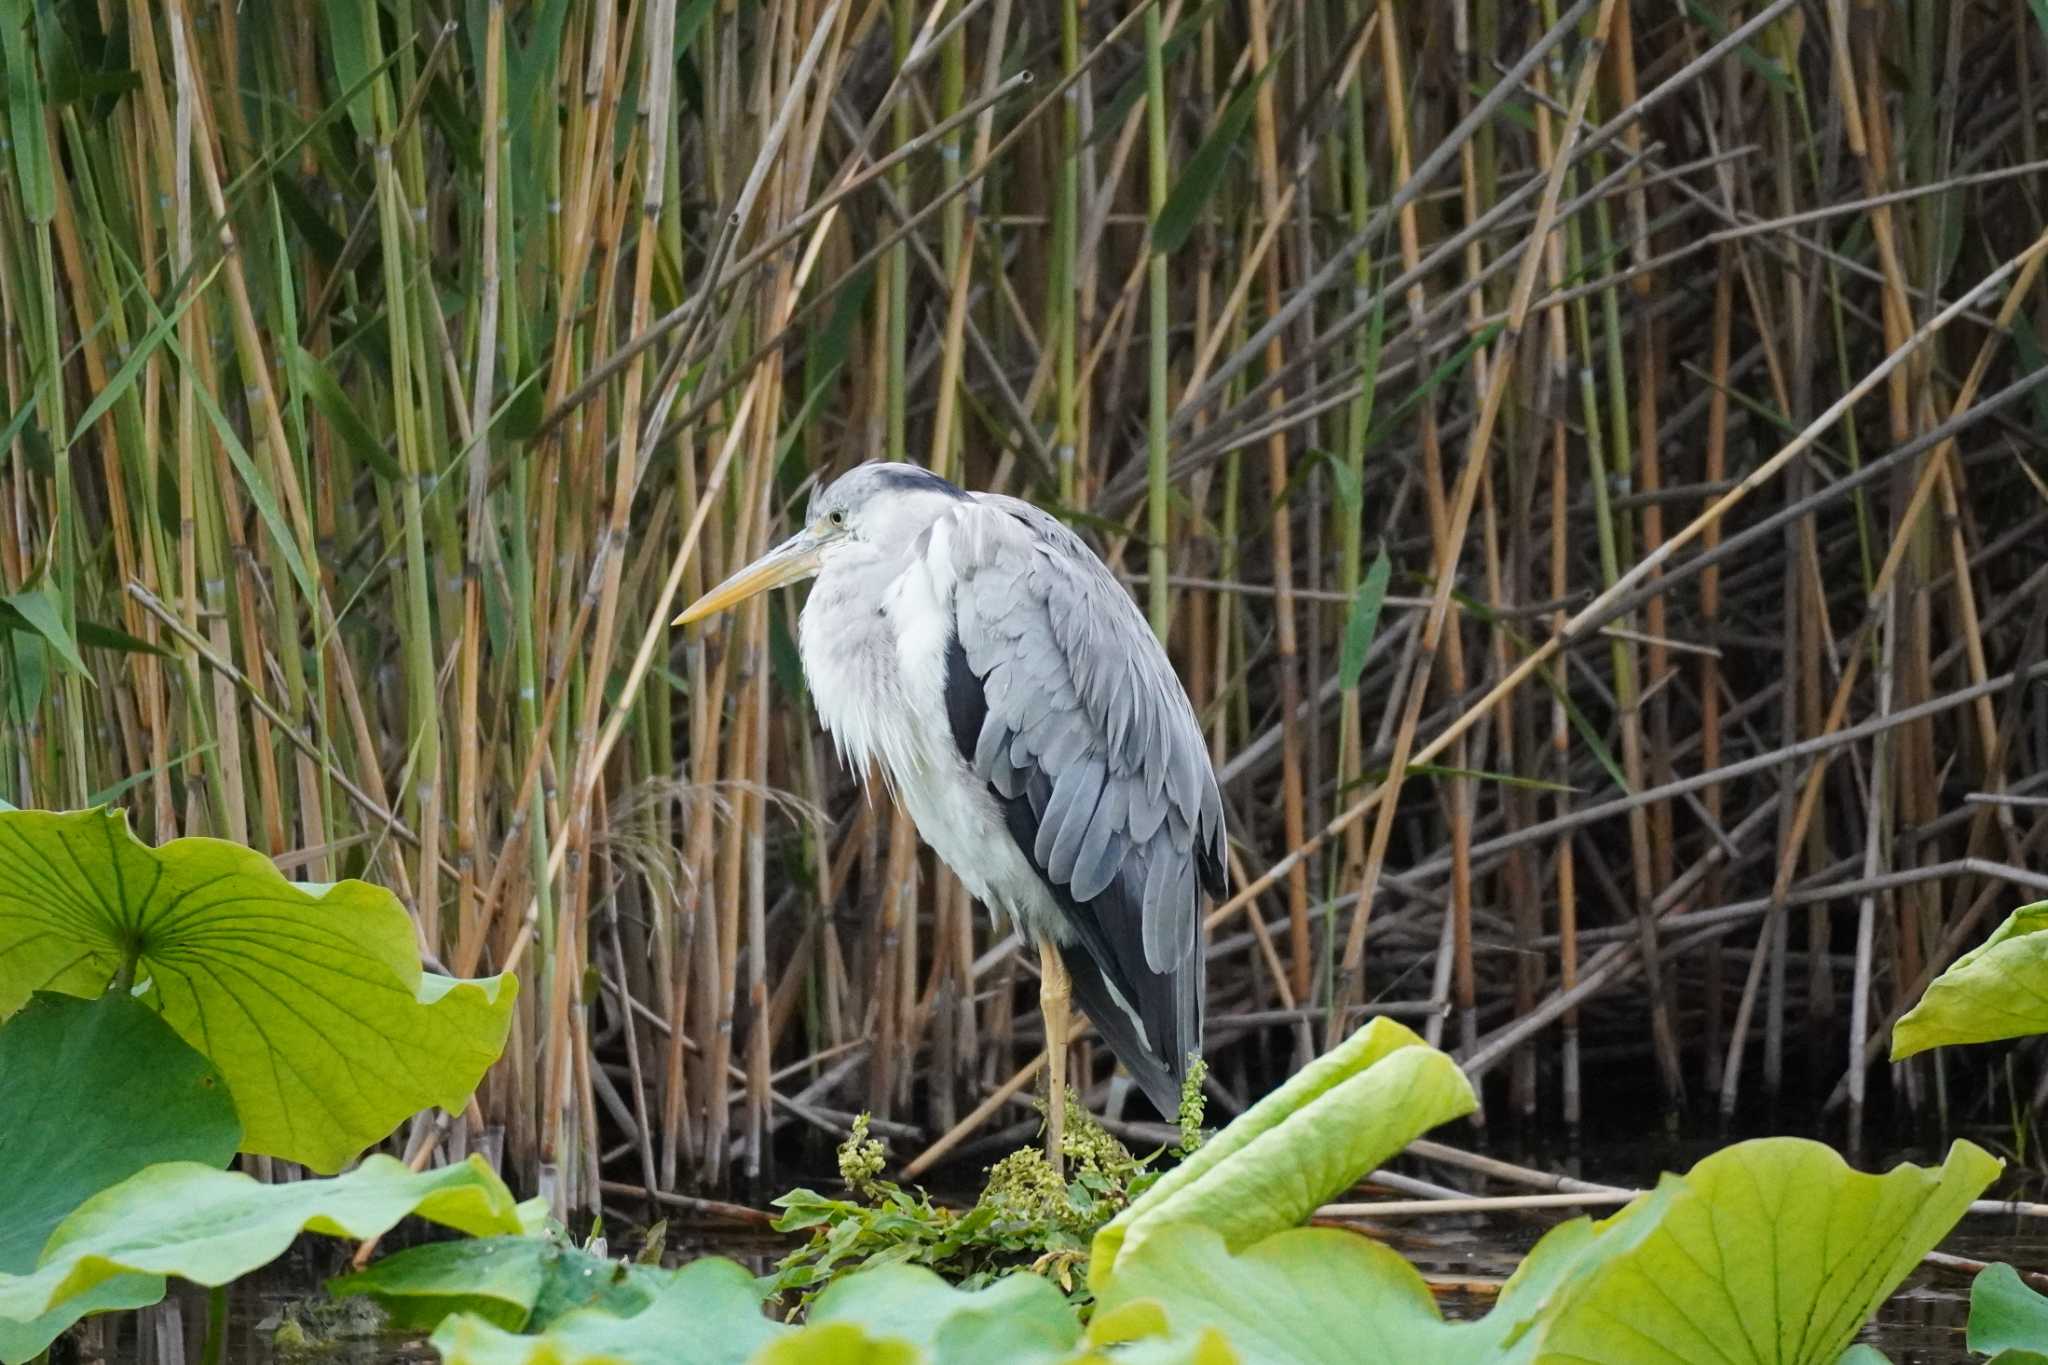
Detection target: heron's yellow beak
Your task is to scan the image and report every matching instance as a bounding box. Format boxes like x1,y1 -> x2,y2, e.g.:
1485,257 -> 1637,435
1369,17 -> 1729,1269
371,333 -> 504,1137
673,529 -> 824,625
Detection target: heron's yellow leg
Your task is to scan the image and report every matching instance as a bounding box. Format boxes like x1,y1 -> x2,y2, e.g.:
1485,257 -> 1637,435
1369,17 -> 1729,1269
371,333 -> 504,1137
1038,940 -> 1070,1177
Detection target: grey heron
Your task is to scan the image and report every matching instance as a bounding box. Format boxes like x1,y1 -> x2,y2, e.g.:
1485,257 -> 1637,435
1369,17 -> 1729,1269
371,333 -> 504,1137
675,463 -> 1226,1171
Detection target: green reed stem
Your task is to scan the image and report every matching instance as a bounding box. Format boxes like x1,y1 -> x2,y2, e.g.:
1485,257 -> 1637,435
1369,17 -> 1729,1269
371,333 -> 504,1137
1144,4 -> 1170,642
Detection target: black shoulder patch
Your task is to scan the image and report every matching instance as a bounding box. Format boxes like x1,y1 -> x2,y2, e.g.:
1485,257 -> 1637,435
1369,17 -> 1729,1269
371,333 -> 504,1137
874,465 -> 971,500
1197,825 -> 1228,900
943,633 -> 988,764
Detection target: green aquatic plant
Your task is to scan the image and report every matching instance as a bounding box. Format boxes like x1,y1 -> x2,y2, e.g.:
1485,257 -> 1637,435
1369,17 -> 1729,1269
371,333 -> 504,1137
415,1049 -> 2000,1364
430,1258 -> 1087,1365
835,1112 -> 890,1199
1173,1056 -> 1211,1158
332,1232 -> 657,1334
0,982 -> 2004,1365
1081,1137 -> 2004,1365
0,1157 -> 534,1365
0,806 -> 520,1362
430,1258 -> 788,1365
0,993 -> 240,1277
768,1100 -> 1145,1309
1516,1139 -> 1999,1363
260,1295 -> 392,1361
1092,1015 -> 1477,1286
0,992 -> 242,1363
762,997 -> 1222,1313
1894,900 -> 2048,1059
0,807 -> 518,1171
760,1266 -> 1082,1364
1965,1262 -> 2048,1364
768,1067 -> 1212,1310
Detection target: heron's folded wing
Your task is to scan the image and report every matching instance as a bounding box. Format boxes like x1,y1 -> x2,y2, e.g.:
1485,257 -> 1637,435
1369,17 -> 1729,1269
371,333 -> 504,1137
938,496 -> 1227,1104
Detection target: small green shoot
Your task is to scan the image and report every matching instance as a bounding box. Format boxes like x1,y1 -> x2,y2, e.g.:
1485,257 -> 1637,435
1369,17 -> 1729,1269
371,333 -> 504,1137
767,1101 -> 1172,1311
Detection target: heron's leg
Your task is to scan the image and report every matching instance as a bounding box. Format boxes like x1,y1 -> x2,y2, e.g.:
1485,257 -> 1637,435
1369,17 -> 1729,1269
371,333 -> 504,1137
1038,939 -> 1070,1177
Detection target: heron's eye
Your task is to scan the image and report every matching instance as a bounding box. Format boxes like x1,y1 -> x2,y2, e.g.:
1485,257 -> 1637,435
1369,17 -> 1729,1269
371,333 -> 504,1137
828,509 -> 846,529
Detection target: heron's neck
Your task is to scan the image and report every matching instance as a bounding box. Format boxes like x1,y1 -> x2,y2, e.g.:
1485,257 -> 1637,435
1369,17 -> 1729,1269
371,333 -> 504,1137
799,540 -> 930,781
804,541 -> 916,640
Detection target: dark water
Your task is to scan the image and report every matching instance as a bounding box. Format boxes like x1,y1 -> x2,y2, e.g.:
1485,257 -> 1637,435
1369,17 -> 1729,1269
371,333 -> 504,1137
70,1124 -> 2048,1364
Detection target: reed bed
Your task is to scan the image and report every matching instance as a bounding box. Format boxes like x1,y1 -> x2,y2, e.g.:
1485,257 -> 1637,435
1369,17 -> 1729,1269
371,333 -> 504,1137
3,0 -> 2047,1210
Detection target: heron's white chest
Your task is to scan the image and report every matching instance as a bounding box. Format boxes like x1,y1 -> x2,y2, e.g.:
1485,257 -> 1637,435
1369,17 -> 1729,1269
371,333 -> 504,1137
799,549 -> 1065,939
799,555 -> 952,783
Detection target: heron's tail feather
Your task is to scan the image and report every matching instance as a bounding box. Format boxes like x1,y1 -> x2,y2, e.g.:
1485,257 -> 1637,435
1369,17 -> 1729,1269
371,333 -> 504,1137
1061,944 -> 1187,1118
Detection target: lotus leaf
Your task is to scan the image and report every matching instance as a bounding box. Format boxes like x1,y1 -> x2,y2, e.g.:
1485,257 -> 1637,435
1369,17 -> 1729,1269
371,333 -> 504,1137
430,1256 -> 785,1364
0,991 -> 242,1364
1092,1138 -> 1998,1365
1893,902 -> 2048,1059
745,1327 -> 919,1364
0,992 -> 241,1274
1083,1300 -> 1239,1364
1515,1137 -> 1998,1363
432,1258 -> 1092,1365
1095,1223 -> 1521,1364
332,1235 -> 659,1333
0,1153 -> 525,1364
1091,1016 -> 1475,1286
1466,1181 -> 1684,1354
0,805 -> 517,1171
1968,1263 -> 2048,1363
790,1264 -> 1080,1362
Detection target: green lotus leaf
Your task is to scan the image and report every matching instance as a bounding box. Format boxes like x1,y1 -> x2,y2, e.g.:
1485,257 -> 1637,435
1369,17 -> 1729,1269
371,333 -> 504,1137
1095,1222 -> 1523,1365
1090,1138 -> 1995,1365
1893,902 -> 2048,1059
1476,1182 -> 1683,1353
430,1257 -> 786,1364
1092,1017 -> 1475,1288
746,1326 -> 919,1365
430,1259 -> 1088,1365
1524,1137 -> 2000,1364
0,1278 -> 164,1365
0,805 -> 517,1172
1833,1350 -> 1893,1364
0,992 -> 242,1273
331,1236 -> 657,1334
785,1264 -> 1080,1363
0,1153 -> 524,1359
1082,1300 -> 1240,1364
0,991 -> 242,1363
1969,1263 -> 2048,1363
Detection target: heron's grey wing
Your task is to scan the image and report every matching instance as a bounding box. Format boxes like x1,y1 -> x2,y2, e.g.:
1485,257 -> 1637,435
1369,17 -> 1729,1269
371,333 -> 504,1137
938,496 -> 1226,1113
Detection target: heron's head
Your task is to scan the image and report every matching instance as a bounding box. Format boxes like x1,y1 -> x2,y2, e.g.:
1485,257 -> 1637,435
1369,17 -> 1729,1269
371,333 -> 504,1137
673,463 -> 971,625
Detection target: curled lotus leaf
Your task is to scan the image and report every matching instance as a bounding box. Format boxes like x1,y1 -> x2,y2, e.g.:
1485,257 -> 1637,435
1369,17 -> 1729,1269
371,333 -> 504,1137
1893,902 -> 2048,1060
1093,1017 -> 1476,1287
